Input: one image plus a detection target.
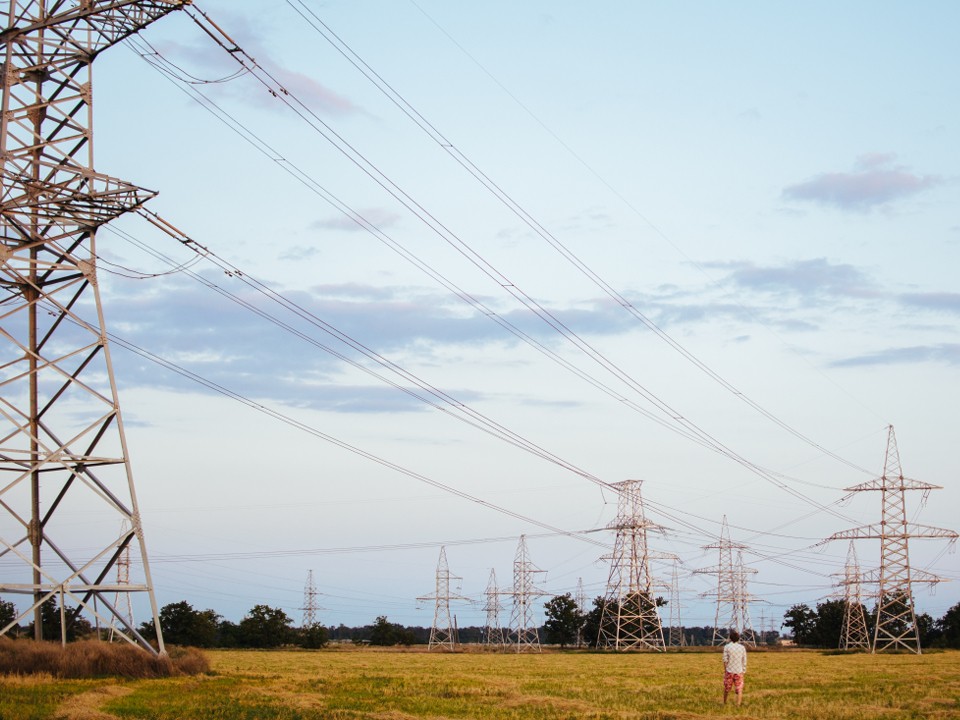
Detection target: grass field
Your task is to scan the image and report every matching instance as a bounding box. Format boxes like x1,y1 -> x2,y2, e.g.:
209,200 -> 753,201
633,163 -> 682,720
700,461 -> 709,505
1,646 -> 958,720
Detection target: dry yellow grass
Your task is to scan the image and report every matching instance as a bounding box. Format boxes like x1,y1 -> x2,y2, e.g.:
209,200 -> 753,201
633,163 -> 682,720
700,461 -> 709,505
1,646 -> 958,719
51,685 -> 132,720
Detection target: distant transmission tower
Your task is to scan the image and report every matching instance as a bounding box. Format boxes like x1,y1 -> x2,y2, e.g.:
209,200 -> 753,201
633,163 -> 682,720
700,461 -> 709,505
418,547 -> 467,650
575,577 -> 588,648
506,535 -> 547,652
667,559 -> 685,647
0,0 -> 189,655
696,516 -> 758,645
302,570 -> 320,628
108,521 -> 134,642
835,542 -> 871,651
483,568 -> 507,648
598,480 -> 668,651
826,426 -> 957,654
734,550 -> 759,646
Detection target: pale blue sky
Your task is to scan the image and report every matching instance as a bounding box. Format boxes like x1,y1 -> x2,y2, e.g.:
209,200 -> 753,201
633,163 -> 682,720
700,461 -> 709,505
56,0 -> 960,630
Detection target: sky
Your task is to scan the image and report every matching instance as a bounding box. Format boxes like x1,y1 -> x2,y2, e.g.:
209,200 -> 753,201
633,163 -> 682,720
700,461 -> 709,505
7,0 -> 957,635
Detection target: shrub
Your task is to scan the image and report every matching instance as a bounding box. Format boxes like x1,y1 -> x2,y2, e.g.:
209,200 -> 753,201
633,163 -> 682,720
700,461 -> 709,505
0,637 -> 209,678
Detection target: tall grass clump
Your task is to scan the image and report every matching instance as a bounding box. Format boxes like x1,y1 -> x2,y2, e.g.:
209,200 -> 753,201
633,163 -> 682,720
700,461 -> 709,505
0,637 -> 209,678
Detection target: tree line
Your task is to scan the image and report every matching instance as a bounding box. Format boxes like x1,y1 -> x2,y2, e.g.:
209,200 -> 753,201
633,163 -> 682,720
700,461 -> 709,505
3,594 -> 959,650
782,598 -> 960,649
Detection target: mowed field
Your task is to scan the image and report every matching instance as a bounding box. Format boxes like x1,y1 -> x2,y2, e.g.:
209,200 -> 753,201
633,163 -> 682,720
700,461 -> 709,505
1,647 -> 958,720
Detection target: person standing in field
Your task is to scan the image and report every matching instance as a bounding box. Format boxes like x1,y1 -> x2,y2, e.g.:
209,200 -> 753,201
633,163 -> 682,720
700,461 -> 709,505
722,629 -> 747,706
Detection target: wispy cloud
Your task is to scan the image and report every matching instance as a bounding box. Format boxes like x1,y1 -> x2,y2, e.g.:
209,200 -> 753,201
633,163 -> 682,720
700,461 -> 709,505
310,208 -> 403,233
149,9 -> 363,117
782,154 -> 942,211
102,276 -> 638,413
898,292 -> 960,315
830,343 -> 960,368
706,258 -> 874,300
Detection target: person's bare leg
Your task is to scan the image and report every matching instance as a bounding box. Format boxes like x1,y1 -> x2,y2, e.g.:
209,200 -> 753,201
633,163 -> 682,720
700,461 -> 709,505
735,687 -> 743,706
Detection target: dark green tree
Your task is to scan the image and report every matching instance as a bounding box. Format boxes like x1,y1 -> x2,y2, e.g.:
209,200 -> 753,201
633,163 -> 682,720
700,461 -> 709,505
368,615 -> 415,646
782,603 -> 817,645
936,602 -> 960,648
915,612 -> 940,647
238,605 -> 293,648
329,623 -> 353,643
543,593 -> 584,648
811,599 -> 845,648
0,599 -> 15,631
140,601 -> 221,647
26,597 -> 92,641
297,622 -> 330,649
580,597 -> 607,648
217,619 -> 242,648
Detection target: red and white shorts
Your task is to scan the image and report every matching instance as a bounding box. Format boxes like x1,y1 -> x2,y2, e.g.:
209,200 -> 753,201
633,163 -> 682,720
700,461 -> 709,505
724,672 -> 745,693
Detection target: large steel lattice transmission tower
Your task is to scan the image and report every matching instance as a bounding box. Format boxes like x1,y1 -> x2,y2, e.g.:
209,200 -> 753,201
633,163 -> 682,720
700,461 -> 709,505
598,479 -> 669,651
835,541 -> 871,651
301,569 -> 319,628
418,546 -> 468,651
574,576 -> 587,648
0,0 -> 189,653
695,515 -> 758,645
666,558 -> 685,647
482,568 -> 507,648
506,535 -> 546,652
826,426 -> 957,654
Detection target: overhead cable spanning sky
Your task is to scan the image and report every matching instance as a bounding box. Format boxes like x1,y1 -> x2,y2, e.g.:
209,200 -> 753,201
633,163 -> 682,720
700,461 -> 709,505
34,0 -> 955,627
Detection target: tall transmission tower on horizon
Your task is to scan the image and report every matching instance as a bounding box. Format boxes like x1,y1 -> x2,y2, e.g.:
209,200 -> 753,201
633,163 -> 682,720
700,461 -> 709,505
835,541 -> 871,651
418,546 -> 467,651
667,558 -> 685,647
575,577 -> 588,648
302,569 -> 319,628
0,0 -> 190,655
598,479 -> 669,651
506,535 -> 547,652
826,425 -> 957,654
483,568 -> 507,648
734,550 -> 759,646
107,520 -> 134,643
696,515 -> 758,645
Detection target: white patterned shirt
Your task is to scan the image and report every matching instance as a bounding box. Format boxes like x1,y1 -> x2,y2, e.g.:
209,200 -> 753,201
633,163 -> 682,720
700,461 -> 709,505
723,641 -> 747,674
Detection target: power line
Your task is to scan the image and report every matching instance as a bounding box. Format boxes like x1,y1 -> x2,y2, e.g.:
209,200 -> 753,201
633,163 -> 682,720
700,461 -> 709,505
133,11 -> 859,526
286,0 -> 878,480
405,0 -> 887,434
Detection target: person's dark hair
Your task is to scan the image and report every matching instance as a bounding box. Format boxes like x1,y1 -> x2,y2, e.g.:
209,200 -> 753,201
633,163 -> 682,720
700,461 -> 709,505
729,630 -> 740,643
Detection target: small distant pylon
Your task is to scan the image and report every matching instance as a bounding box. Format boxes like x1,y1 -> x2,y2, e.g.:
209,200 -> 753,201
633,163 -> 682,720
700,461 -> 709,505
302,570 -> 319,628
108,521 -> 134,642
418,547 -> 468,650
575,577 -> 588,648
825,425 -> 957,654
598,479 -> 670,651
506,536 -> 547,652
483,568 -> 508,648
667,559 -> 685,647
836,542 -> 871,651
695,516 -> 758,645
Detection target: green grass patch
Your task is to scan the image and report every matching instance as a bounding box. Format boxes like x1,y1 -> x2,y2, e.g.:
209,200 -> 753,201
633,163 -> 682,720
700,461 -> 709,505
0,676 -> 99,720
0,647 -> 957,720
